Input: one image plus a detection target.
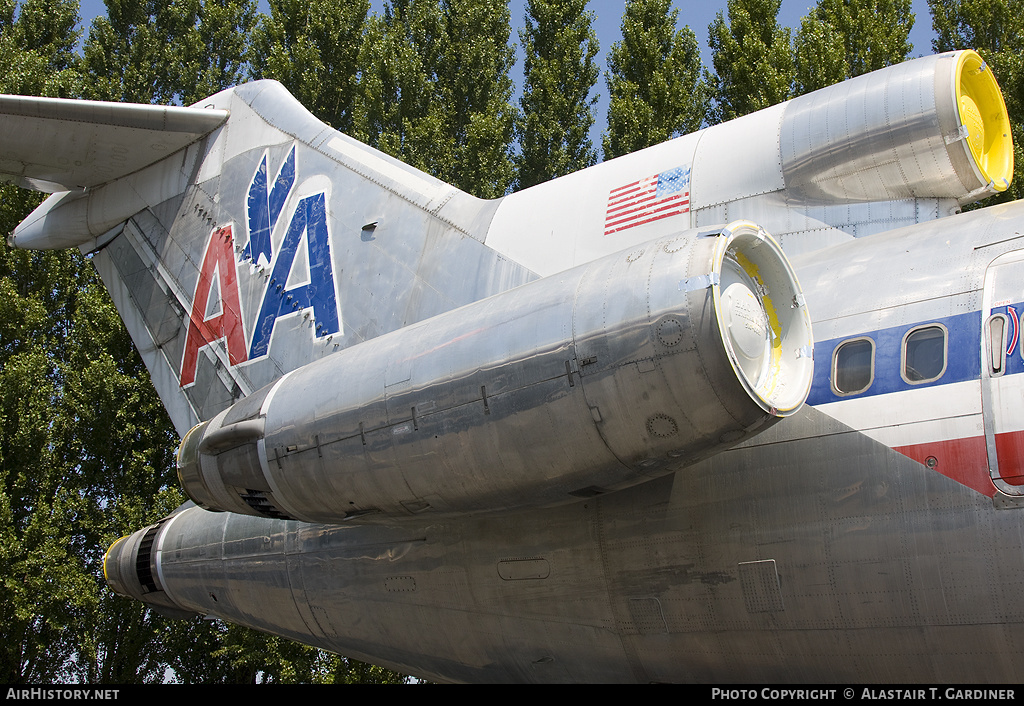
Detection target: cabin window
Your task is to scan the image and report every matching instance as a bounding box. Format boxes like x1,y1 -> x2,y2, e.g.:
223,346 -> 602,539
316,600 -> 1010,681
901,325 -> 947,384
832,338 -> 874,395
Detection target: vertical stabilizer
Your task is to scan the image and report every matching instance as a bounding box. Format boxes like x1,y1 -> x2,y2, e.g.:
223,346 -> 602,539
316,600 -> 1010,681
5,82 -> 535,434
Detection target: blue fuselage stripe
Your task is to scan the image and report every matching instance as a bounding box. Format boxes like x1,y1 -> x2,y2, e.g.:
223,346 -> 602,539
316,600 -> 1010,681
806,310 -> 988,406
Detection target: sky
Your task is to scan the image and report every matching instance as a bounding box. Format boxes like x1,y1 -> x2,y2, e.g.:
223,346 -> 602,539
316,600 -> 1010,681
73,0 -> 940,146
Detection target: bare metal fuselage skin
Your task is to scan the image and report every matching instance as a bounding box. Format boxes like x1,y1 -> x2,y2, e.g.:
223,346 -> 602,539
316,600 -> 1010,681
108,206 -> 1024,682
10,51 -> 1024,681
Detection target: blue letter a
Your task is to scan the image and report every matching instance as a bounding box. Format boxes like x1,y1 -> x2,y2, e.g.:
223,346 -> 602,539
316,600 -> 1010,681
249,192 -> 340,359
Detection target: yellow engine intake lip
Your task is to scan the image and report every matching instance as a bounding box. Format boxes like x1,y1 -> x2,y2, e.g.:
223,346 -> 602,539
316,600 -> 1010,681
955,49 -> 1013,191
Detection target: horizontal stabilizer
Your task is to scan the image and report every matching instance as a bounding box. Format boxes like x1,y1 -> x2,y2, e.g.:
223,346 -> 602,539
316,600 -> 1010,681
0,94 -> 228,192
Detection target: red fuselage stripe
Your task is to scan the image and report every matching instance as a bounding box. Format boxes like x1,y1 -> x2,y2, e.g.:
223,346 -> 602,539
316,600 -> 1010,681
893,430 -> 1024,497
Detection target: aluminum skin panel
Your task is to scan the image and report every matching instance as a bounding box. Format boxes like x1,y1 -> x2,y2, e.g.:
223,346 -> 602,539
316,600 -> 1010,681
482,51 -> 1008,276
980,249 -> 1024,493
792,203 -> 1010,341
694,192 -> 962,259
783,55 -> 937,202
46,83 -> 536,434
780,51 -> 1003,204
689,103 -> 787,209
11,49 -> 1023,681
9,52 -> 1013,435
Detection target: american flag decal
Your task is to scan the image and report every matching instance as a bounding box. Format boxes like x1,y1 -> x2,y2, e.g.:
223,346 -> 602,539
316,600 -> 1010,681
604,165 -> 691,235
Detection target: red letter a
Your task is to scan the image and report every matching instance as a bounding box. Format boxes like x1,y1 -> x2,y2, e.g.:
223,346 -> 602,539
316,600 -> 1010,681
180,225 -> 248,387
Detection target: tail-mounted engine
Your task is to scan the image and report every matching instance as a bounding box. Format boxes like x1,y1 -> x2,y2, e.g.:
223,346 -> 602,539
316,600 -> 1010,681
177,222 -> 814,521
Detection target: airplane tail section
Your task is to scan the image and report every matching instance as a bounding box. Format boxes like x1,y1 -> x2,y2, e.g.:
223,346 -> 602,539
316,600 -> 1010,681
4,50 -> 1013,440
4,82 -> 535,435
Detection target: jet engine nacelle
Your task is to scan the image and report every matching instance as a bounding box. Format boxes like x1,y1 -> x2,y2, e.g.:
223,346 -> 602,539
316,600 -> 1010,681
777,49 -> 1012,204
177,222 -> 813,521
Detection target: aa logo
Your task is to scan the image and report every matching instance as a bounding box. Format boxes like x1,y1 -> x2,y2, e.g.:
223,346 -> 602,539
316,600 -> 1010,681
180,146 -> 341,387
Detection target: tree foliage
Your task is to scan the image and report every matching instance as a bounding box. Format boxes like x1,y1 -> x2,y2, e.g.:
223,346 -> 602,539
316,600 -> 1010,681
0,0 -> 80,97
252,0 -> 369,131
0,161 -> 186,684
0,0 -> 156,683
354,0 -> 516,198
83,0 -> 256,104
515,0 -> 599,189
353,1 -> 445,174
794,0 -> 914,95
706,0 -> 794,123
176,0 -> 257,104
435,0 -> 517,198
603,0 -> 707,160
930,0 -> 1024,204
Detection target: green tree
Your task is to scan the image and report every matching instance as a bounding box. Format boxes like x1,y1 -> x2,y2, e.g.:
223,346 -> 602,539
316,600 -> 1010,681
353,1 -> 443,172
931,0 -> 1020,52
252,0 -> 368,131
82,0 -> 171,102
186,627 -> 408,683
930,0 -> 1024,203
0,181 -> 189,683
602,0 -> 707,160
794,0 -> 914,95
0,0 -> 406,682
0,0 -> 93,683
355,0 -> 516,198
515,0 -> 599,189
0,0 -> 80,98
329,656 -> 410,683
84,0 -> 256,105
436,0 -> 517,197
706,0 -> 793,123
176,0 -> 257,104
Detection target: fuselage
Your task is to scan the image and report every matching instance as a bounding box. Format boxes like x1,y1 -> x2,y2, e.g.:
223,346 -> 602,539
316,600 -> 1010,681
109,201 -> 1024,682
